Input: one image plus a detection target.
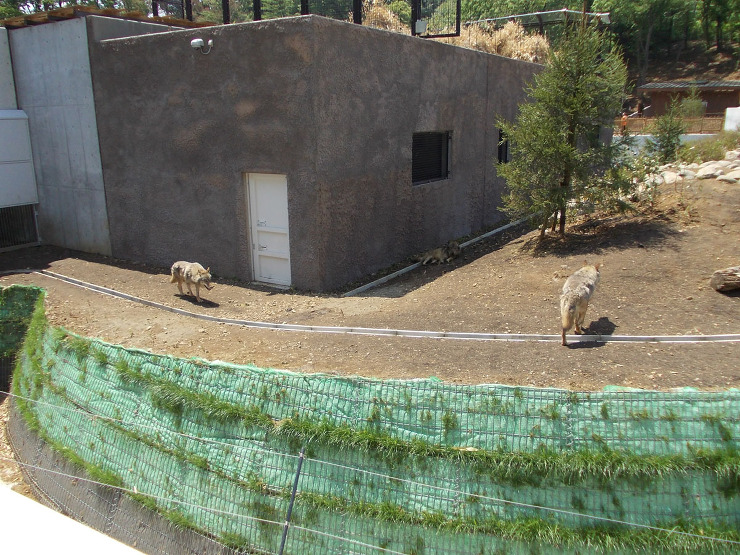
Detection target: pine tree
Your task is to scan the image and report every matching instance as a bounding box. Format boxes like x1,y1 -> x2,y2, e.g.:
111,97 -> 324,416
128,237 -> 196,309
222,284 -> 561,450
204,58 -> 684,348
496,22 -> 627,239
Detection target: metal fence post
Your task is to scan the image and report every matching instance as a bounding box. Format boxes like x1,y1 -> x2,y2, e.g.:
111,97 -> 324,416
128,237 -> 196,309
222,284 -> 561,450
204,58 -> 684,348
278,446 -> 305,555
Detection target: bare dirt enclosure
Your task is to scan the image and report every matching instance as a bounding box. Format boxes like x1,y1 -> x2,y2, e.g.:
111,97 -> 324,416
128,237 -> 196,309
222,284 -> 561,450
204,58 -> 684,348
1,178 -> 738,392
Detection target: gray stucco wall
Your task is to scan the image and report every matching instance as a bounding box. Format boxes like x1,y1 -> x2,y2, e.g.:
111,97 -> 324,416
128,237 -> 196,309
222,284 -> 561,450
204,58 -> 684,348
90,16 -> 539,291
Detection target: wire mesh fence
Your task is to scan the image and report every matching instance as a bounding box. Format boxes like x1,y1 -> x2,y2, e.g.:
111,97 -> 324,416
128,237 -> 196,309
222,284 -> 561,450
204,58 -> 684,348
3,283 -> 740,553
192,0 -> 457,36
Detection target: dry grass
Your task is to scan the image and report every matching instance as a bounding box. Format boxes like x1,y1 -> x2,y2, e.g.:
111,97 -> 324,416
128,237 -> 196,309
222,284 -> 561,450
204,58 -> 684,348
363,0 -> 409,34
361,5 -> 549,63
441,21 -> 549,63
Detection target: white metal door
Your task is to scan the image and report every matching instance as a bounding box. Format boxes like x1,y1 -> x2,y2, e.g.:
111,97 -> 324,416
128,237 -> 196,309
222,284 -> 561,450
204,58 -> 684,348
247,173 -> 291,286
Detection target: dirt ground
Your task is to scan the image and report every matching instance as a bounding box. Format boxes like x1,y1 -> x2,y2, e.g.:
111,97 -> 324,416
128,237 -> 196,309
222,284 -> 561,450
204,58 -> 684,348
1,178 -> 738,394
1,177 -> 739,492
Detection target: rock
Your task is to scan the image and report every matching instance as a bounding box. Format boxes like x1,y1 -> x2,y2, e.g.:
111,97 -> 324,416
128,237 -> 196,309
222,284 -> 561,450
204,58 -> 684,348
644,174 -> 664,187
696,165 -> 724,179
710,266 -> 740,292
678,169 -> 696,180
726,169 -> 740,180
724,150 -> 740,161
662,171 -> 680,185
717,175 -> 738,184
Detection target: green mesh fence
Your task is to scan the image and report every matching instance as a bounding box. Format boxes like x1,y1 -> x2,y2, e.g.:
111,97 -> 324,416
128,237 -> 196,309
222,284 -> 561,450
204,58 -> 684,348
4,284 -> 740,553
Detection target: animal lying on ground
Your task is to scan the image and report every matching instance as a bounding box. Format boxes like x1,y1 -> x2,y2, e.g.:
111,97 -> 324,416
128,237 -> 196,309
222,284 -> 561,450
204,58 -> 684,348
418,241 -> 461,265
560,262 -> 601,346
170,261 -> 214,303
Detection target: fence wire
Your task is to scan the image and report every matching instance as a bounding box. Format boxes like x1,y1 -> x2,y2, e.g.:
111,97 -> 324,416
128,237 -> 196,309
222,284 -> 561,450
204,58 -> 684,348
4,391 -> 740,554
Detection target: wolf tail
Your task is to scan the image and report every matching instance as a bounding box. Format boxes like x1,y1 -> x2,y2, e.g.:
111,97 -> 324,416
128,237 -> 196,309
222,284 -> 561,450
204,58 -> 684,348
560,295 -> 576,332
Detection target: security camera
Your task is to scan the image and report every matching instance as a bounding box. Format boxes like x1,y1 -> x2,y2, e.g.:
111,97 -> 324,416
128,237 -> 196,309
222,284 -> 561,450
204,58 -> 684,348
190,38 -> 205,49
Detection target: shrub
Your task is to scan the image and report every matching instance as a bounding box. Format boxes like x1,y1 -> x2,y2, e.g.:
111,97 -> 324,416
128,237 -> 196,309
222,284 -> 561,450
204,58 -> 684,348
646,102 -> 687,164
678,131 -> 740,164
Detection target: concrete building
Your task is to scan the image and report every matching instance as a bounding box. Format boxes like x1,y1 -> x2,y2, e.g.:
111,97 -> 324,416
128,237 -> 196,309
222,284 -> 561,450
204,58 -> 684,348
4,12 -> 539,291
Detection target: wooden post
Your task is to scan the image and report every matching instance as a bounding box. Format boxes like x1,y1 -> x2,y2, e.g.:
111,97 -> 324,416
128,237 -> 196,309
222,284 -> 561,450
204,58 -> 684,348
222,0 -> 230,24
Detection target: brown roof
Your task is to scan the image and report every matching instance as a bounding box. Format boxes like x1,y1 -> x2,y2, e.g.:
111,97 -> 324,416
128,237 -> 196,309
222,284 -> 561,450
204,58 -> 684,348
1,5 -> 214,30
636,81 -> 740,93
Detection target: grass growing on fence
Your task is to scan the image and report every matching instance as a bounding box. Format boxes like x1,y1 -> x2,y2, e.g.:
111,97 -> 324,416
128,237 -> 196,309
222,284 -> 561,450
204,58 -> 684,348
25,328 -> 740,495
5,284 -> 740,553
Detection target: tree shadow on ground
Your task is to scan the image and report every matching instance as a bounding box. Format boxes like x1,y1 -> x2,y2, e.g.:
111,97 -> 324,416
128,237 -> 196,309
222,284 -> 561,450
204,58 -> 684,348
520,213 -> 680,258
356,209 -> 681,298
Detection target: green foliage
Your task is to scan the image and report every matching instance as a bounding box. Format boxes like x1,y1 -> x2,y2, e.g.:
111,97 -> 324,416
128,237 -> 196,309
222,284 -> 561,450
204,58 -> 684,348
678,131 -> 740,164
680,87 -> 706,118
441,410 -> 458,435
387,0 -> 411,25
646,101 -> 688,163
593,0 -> 702,79
0,286 -> 43,359
496,23 -> 627,237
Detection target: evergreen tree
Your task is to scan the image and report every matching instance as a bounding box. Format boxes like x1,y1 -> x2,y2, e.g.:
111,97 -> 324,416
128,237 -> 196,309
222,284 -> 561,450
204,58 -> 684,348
496,22 -> 627,239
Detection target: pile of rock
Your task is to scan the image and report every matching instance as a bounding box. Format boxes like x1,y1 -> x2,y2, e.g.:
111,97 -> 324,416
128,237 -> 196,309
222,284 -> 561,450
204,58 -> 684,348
659,149 -> 740,185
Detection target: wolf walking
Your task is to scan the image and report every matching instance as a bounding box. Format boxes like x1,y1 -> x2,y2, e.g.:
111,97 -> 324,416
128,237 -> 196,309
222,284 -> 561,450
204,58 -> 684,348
170,261 -> 214,303
560,263 -> 600,346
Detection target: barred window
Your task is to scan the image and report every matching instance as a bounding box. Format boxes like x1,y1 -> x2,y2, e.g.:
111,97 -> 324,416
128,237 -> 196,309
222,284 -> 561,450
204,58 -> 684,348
412,131 -> 451,184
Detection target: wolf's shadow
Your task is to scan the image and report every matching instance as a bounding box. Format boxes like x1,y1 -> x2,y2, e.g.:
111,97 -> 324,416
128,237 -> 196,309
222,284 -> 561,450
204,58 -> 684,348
566,317 -> 616,349
586,317 -> 616,335
175,294 -> 220,308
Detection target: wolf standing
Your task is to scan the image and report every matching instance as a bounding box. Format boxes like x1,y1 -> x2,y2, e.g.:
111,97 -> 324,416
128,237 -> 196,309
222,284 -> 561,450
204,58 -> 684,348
170,261 -> 214,303
560,263 -> 600,346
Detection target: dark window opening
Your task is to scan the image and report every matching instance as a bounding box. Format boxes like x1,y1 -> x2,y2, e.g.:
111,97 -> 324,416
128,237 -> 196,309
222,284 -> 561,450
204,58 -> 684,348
412,131 -> 451,184
0,204 -> 38,250
497,128 -> 510,163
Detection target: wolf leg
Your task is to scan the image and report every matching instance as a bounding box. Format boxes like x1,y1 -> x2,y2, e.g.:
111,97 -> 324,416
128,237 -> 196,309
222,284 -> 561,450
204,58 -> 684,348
194,283 -> 201,303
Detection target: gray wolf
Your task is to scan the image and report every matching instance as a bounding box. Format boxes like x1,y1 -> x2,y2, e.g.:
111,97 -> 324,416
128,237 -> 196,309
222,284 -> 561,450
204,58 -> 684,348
560,263 -> 600,346
170,261 -> 214,302
418,241 -> 461,265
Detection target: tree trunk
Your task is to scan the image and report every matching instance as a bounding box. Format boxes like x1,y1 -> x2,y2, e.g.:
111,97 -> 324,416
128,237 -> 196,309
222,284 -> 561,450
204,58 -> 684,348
710,266 -> 740,292
639,25 -> 653,85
